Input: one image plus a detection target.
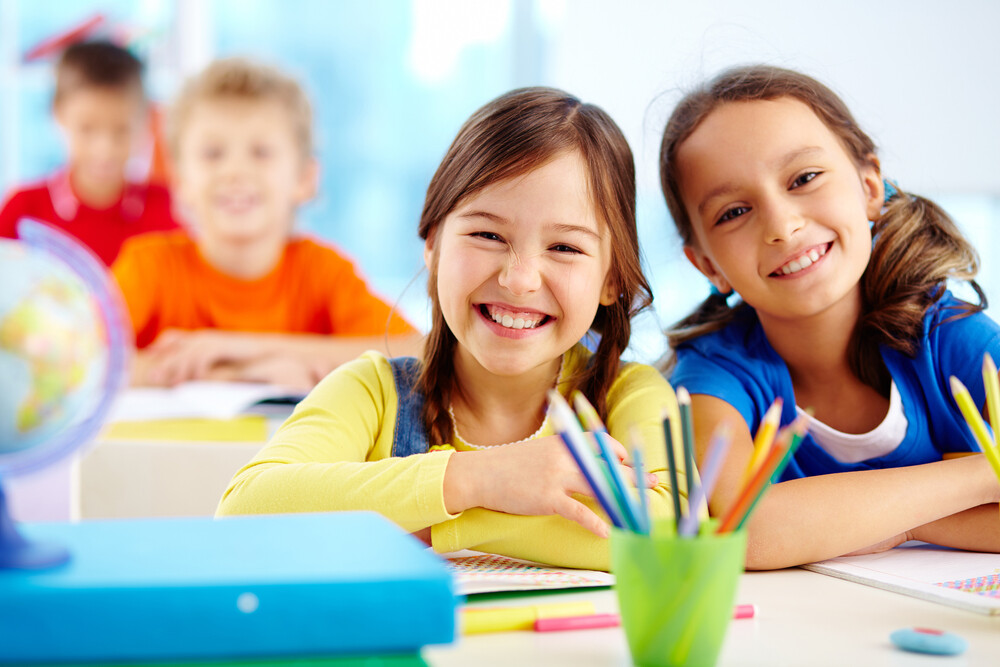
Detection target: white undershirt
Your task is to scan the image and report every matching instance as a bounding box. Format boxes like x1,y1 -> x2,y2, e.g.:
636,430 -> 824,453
796,381 -> 908,463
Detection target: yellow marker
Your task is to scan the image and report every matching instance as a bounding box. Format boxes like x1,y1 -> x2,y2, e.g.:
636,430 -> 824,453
742,398 -> 783,486
949,376 -> 1000,479
461,601 -> 596,634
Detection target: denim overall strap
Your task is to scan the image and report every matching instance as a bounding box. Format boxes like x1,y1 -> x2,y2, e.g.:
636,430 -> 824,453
389,356 -> 430,457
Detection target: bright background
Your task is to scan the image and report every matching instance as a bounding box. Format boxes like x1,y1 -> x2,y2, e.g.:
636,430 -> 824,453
2,0 -> 998,365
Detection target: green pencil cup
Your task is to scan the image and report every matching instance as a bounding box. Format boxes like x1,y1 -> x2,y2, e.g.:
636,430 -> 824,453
611,521 -> 747,667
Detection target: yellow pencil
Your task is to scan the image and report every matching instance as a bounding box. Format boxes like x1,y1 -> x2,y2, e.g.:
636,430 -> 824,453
982,354 -> 1000,480
742,398 -> 783,486
949,376 -> 1000,479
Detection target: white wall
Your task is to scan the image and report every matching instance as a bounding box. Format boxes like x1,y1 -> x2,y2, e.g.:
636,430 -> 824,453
542,0 -> 1000,196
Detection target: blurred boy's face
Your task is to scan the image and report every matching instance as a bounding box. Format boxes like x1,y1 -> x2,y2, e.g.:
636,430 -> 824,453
55,88 -> 144,191
174,98 -> 316,248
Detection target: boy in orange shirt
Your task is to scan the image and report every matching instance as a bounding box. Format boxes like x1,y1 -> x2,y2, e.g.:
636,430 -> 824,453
112,58 -> 421,389
0,40 -> 179,265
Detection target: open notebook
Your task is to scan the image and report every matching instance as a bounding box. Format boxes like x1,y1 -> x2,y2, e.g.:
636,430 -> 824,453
443,551 -> 614,596
802,541 -> 1000,615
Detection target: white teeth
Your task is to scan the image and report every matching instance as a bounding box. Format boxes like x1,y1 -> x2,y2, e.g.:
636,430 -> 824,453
778,245 -> 827,275
489,307 -> 542,330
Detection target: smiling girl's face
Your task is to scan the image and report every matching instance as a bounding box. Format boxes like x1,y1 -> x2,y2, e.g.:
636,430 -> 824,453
426,149 -> 617,381
677,97 -> 885,326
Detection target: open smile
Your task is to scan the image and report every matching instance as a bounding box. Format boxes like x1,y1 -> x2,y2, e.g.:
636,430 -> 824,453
770,242 -> 832,277
477,304 -> 552,338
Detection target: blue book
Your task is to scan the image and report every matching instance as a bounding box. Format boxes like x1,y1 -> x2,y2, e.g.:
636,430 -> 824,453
0,512 -> 456,664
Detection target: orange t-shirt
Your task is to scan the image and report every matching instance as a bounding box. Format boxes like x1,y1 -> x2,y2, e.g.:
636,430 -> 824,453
112,231 -> 416,349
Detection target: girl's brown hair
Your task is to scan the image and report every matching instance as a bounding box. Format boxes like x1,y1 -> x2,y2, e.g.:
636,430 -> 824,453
418,86 -> 651,446
659,65 -> 983,392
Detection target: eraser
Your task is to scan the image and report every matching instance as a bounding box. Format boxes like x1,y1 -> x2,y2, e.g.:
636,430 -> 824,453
890,627 -> 967,656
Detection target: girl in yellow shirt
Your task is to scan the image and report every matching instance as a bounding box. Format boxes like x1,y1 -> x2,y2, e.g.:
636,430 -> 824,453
218,87 -> 686,570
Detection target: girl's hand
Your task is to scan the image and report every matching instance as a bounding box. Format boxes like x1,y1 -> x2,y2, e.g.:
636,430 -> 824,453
443,434 -> 656,538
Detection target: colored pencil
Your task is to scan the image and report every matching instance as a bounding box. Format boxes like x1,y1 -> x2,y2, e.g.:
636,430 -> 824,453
742,398 -> 782,486
572,391 -> 641,532
982,354 -> 1000,482
949,376 -> 1000,479
734,415 -> 808,531
718,415 -> 806,534
676,387 -> 698,517
678,422 -> 733,537
662,412 -> 683,528
547,391 -> 627,529
628,432 -> 651,534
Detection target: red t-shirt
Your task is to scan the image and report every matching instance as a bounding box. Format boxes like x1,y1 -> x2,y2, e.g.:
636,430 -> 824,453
0,171 -> 179,266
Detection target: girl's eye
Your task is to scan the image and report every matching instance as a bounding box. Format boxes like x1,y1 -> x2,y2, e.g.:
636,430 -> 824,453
471,231 -> 503,242
791,171 -> 820,189
253,145 -> 272,159
202,146 -> 223,161
551,243 -> 582,254
717,206 -> 749,225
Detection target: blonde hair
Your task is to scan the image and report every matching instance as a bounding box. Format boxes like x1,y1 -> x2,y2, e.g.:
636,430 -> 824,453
168,57 -> 313,160
659,65 -> 984,391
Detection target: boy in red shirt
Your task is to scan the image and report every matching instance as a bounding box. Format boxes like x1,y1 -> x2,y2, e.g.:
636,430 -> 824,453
112,59 -> 422,389
0,40 -> 178,265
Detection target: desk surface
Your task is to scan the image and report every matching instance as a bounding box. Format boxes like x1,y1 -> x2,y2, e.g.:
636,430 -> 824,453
426,567 -> 1000,666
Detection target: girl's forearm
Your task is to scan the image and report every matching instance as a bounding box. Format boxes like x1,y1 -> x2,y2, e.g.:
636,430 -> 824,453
741,455 -> 1000,569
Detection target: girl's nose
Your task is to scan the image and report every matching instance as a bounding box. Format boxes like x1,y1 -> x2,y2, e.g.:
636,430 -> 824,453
762,200 -> 805,244
498,250 -> 542,295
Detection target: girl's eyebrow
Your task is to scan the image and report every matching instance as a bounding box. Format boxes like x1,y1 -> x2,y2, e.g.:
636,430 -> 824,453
696,146 -> 826,217
459,210 -> 601,240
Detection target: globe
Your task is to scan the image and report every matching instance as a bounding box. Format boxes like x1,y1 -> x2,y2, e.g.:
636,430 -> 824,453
0,219 -> 129,569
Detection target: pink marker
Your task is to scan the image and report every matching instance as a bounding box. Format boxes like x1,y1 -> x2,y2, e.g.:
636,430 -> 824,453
733,604 -> 757,620
534,613 -> 621,632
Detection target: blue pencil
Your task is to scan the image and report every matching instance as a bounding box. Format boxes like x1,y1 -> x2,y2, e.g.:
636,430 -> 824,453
548,391 -> 627,530
627,431 -> 651,535
572,392 -> 642,532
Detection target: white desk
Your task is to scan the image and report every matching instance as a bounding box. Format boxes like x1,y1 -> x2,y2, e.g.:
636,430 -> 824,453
426,568 -> 1000,666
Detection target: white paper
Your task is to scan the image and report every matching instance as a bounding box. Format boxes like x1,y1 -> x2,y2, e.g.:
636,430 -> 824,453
802,541 -> 1000,615
108,382 -> 303,422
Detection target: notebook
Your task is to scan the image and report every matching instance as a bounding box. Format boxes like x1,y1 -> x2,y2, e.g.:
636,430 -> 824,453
802,541 -> 1000,615
444,551 -> 614,595
0,512 -> 456,663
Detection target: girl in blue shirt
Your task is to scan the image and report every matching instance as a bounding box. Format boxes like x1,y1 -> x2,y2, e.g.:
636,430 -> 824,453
660,65 -> 1000,569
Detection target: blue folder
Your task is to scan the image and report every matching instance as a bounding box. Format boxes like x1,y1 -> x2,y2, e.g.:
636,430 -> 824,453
0,512 -> 456,664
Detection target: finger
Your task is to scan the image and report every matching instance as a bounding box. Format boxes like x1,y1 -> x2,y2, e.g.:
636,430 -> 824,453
552,496 -> 609,539
619,464 -> 660,489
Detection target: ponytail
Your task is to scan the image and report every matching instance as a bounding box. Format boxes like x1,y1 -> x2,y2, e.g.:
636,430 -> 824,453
852,189 -> 985,390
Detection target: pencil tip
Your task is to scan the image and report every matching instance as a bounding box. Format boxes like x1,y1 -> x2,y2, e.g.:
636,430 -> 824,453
677,386 -> 691,403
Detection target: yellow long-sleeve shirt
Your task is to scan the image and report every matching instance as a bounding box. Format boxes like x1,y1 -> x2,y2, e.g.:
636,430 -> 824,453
217,343 -> 691,570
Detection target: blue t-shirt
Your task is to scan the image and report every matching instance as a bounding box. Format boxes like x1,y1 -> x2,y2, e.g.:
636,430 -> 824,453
671,291 -> 1000,481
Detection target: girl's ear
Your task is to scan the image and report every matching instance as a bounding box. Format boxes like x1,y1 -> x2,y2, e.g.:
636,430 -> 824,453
423,228 -> 438,272
860,153 -> 884,220
683,245 -> 732,294
599,275 -> 618,307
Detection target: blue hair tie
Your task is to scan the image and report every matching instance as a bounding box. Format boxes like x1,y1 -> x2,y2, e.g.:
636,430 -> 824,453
883,178 -> 899,204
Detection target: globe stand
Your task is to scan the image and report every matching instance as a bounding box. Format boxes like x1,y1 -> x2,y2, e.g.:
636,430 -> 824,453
0,481 -> 70,569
